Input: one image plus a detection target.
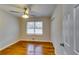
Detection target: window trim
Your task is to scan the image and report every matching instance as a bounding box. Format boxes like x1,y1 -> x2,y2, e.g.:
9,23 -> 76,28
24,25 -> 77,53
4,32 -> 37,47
26,21 -> 43,35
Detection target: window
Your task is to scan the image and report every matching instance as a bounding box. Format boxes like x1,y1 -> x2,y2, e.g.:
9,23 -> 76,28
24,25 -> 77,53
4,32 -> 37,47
26,21 -> 43,35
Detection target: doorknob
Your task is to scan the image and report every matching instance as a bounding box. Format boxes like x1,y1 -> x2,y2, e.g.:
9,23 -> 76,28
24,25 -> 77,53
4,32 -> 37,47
60,43 -> 64,47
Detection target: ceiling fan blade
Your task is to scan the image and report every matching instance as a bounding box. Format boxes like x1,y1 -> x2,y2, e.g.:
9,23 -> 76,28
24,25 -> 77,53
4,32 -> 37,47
9,5 -> 33,17
10,11 -> 23,13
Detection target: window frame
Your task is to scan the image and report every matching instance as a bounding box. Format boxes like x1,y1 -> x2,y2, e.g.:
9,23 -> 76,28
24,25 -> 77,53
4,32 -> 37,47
26,21 -> 43,35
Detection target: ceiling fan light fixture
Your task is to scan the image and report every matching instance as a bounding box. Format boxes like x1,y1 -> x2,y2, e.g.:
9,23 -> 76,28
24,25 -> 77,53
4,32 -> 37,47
22,8 -> 29,19
22,14 -> 29,19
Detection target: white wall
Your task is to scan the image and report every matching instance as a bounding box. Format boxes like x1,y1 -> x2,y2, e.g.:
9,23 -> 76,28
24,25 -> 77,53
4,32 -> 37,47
0,10 -> 19,50
51,5 -> 64,55
19,17 -> 51,42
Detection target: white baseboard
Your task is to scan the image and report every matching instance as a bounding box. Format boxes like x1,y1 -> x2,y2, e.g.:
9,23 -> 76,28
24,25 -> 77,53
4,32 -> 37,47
20,39 -> 51,42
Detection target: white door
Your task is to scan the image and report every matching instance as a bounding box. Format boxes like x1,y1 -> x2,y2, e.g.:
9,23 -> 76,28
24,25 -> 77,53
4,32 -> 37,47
63,5 -> 74,55
63,4 -> 79,55
73,4 -> 79,54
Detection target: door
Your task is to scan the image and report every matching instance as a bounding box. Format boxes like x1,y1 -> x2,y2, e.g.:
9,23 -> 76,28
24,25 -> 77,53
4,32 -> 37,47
73,4 -> 79,54
63,5 -> 75,55
63,4 -> 79,55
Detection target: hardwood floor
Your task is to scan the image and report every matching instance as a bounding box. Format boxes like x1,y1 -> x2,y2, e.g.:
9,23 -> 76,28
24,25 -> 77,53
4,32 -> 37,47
0,41 -> 55,55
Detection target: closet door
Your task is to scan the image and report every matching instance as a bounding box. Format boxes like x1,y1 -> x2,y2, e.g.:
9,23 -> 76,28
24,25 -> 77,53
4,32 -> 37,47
74,5 -> 79,54
63,5 -> 75,54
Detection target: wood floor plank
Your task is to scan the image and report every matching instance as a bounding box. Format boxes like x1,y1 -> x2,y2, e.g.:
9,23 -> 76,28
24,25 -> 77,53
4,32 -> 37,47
0,41 -> 55,55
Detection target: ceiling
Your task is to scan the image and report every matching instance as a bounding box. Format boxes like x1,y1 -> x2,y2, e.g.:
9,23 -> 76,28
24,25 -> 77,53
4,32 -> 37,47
0,4 -> 57,17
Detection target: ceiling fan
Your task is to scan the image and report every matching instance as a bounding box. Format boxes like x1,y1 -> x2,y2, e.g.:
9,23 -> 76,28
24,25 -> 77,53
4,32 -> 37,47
9,5 -> 35,19
22,8 -> 29,18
